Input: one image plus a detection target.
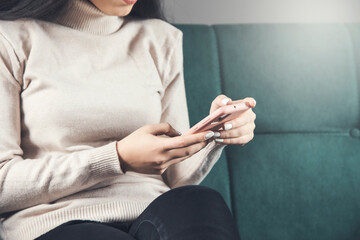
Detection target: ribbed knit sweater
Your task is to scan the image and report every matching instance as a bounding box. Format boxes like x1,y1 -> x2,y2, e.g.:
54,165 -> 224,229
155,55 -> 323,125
0,0 -> 226,239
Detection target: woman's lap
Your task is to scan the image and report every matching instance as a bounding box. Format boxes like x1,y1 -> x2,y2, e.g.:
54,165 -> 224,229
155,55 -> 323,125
36,220 -> 135,240
36,185 -> 240,240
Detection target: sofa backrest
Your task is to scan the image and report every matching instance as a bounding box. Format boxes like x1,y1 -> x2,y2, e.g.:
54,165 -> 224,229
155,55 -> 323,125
174,23 -> 360,240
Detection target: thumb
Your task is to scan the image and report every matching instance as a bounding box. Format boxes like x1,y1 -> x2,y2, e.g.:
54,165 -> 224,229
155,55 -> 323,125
210,94 -> 232,114
146,122 -> 181,137
231,97 -> 256,108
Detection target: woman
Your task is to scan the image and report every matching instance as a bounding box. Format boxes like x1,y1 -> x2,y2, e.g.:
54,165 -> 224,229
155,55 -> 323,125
0,0 -> 256,239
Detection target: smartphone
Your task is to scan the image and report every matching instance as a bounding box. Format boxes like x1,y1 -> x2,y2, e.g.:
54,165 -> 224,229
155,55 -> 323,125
183,102 -> 250,136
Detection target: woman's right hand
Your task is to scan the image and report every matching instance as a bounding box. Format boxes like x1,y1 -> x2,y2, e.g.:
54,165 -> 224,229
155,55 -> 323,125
116,123 -> 215,175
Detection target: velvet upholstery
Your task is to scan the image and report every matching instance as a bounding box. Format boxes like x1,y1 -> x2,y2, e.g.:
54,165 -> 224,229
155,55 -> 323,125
174,23 -> 360,240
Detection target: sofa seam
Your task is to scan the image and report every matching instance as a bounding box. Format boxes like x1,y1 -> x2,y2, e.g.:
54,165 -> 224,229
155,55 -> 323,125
344,23 -> 360,129
255,131 -> 353,136
211,25 -> 237,218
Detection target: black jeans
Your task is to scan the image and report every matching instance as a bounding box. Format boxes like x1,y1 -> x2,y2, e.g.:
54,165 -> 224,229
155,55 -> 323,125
36,185 -> 241,240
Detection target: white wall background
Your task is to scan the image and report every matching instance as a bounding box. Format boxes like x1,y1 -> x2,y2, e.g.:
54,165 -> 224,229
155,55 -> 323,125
163,0 -> 360,24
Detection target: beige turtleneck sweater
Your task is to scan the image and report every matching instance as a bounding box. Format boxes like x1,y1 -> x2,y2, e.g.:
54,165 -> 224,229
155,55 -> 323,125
0,0 -> 226,239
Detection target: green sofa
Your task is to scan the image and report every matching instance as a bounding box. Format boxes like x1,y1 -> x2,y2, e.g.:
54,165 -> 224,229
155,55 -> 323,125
0,23 -> 359,240
174,23 -> 360,240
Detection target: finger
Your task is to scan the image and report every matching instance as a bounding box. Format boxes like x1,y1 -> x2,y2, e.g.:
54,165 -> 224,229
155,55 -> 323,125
221,110 -> 256,130
164,131 -> 214,150
162,141 -> 209,168
210,124 -> 224,132
215,132 -> 255,145
145,122 -> 181,137
217,122 -> 256,139
165,140 -> 208,161
230,97 -> 256,108
209,94 -> 232,114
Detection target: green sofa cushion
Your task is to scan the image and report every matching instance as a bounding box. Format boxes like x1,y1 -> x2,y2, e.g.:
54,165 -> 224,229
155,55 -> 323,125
213,24 -> 359,132
228,134 -> 360,239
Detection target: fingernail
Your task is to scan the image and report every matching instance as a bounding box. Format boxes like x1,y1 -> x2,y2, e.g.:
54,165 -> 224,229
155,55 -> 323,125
224,123 -> 232,130
253,99 -> 256,106
214,132 -> 221,138
205,131 -> 215,140
215,139 -> 224,143
222,98 -> 231,105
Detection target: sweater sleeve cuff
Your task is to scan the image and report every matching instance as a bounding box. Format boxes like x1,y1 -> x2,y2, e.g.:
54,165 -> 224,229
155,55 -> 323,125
164,140 -> 226,188
89,141 -> 124,178
185,140 -> 226,177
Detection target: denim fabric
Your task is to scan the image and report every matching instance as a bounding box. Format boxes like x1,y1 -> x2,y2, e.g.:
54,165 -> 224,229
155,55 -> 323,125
36,185 -> 240,240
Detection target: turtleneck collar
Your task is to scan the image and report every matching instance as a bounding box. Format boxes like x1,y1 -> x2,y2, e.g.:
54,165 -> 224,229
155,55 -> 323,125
54,0 -> 125,35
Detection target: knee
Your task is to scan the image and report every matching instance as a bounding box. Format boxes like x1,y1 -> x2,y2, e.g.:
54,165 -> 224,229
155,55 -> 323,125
166,185 -> 226,207
177,185 -> 222,198
159,185 -> 235,225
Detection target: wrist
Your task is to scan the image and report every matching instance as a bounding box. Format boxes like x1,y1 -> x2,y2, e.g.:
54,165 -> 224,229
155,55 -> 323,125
116,141 -> 128,173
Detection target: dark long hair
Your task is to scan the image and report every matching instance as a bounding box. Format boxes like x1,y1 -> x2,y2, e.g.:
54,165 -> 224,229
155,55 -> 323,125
0,0 -> 167,22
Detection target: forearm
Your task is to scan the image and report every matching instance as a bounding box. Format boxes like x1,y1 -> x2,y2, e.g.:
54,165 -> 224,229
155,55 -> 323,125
0,141 -> 123,214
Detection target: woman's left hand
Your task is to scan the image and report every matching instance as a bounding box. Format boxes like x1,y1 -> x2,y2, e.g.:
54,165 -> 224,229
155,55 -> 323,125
209,94 -> 256,146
